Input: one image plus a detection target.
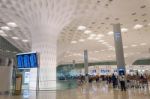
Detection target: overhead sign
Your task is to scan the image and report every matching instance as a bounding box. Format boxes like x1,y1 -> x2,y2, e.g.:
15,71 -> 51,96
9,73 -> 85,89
17,52 -> 38,69
115,32 -> 121,41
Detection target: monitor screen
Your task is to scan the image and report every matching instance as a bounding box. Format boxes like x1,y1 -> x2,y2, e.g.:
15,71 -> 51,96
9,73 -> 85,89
17,52 -> 38,69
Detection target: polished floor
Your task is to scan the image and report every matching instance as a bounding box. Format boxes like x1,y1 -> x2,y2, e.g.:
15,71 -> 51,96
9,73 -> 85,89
0,82 -> 150,99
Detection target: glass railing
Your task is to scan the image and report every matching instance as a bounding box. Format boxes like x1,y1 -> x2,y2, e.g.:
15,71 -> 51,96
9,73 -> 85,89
56,80 -> 78,90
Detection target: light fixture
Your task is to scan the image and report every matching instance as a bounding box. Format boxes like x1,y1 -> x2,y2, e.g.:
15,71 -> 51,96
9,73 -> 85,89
133,24 -> 143,29
0,30 -> 7,37
121,28 -> 128,32
77,26 -> 86,30
108,46 -> 113,48
71,41 -> 77,44
84,30 -> 91,34
98,40 -> 104,42
97,34 -> 104,37
108,47 -> 115,51
95,50 -> 99,53
95,37 -> 101,40
107,31 -> 113,35
90,33 -> 96,37
79,39 -> 85,42
22,39 -> 29,42
6,50 -> 10,52
87,37 -> 94,40
140,43 -> 146,46
131,44 -> 137,47
0,33 -> 7,37
0,30 -> 4,33
12,37 -> 19,40
1,26 -> 10,31
7,22 -> 17,27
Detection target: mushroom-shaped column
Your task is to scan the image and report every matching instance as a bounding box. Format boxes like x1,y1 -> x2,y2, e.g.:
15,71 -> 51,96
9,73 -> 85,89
29,0 -> 77,90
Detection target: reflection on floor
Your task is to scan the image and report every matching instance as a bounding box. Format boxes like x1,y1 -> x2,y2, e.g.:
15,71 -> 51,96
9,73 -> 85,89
0,82 -> 150,99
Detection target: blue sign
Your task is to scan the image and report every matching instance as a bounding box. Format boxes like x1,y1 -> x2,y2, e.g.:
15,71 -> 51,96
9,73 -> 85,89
115,32 -> 121,41
17,52 -> 38,69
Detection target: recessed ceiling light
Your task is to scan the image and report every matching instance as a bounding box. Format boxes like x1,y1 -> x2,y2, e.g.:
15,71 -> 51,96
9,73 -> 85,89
133,24 -> 143,29
84,30 -> 91,34
71,41 -> 77,44
95,37 -> 101,40
79,39 -> 85,42
12,37 -> 19,40
98,40 -> 104,42
0,33 -> 7,37
108,46 -> 113,48
0,30 -> 7,36
121,28 -> 128,32
131,44 -> 137,47
7,22 -> 17,27
77,26 -> 86,30
87,37 -> 94,40
6,50 -> 10,52
0,30 -> 4,33
95,50 -> 99,53
97,34 -> 104,37
22,39 -> 29,42
107,31 -> 113,35
140,43 -> 146,46
90,33 -> 96,37
1,26 -> 10,31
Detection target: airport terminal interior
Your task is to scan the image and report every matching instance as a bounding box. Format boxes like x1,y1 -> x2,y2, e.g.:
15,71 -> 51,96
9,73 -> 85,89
0,0 -> 150,99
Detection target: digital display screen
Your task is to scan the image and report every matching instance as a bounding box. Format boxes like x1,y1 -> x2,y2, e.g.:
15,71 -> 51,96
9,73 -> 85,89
17,52 -> 38,69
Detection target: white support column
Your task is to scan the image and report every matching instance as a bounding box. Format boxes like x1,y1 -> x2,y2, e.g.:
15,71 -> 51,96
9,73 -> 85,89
30,26 -> 59,90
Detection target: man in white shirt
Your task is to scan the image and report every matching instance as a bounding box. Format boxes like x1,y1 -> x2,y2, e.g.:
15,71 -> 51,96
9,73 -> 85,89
119,74 -> 126,91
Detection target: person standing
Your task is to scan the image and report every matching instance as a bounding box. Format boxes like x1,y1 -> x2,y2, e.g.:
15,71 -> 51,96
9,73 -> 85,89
112,74 -> 117,88
119,74 -> 126,91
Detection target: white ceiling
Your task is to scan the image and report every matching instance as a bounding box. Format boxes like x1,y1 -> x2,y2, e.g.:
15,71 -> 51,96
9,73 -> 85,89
0,0 -> 150,65
58,0 -> 150,64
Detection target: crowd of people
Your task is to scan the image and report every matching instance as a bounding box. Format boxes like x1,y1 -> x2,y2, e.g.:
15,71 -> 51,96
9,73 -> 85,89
77,73 -> 150,91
